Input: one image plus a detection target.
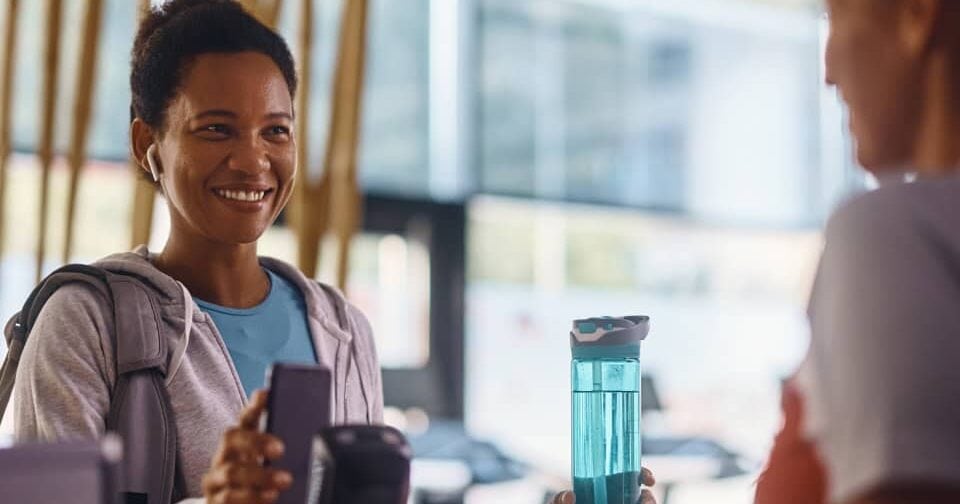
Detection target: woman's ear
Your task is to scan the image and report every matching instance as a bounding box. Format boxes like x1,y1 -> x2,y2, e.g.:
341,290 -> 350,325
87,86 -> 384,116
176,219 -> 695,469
130,118 -> 158,179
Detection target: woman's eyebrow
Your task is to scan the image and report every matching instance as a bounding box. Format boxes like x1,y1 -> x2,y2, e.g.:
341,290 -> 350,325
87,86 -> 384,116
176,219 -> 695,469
190,110 -> 292,121
191,109 -> 236,121
264,112 -> 293,121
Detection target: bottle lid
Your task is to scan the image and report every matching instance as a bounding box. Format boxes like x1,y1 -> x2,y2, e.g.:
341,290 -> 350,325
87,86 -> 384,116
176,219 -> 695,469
570,315 -> 649,358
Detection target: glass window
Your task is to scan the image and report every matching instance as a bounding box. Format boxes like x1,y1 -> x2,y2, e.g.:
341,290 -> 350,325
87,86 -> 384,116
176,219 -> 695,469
7,0 -> 137,161
340,233 -> 432,369
358,0 -> 431,196
477,0 -> 841,226
478,3 -> 538,197
7,0 -> 432,187
276,0 -> 431,197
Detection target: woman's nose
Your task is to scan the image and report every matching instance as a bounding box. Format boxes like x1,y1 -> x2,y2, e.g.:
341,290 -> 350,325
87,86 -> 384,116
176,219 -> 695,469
228,137 -> 270,175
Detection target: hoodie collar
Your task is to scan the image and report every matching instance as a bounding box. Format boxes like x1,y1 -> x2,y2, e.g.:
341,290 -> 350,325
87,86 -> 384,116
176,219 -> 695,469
98,246 -> 350,340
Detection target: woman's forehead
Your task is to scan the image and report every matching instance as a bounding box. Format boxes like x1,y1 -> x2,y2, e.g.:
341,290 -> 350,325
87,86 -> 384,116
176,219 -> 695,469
174,52 -> 293,116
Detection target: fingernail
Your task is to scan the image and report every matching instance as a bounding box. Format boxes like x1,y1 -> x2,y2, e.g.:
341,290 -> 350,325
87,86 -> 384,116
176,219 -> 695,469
641,489 -> 655,504
640,467 -> 655,486
560,491 -> 575,504
275,471 -> 292,486
269,441 -> 284,456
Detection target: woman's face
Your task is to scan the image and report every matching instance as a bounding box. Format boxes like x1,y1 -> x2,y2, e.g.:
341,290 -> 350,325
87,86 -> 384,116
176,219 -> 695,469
823,0 -> 926,173
153,51 -> 296,245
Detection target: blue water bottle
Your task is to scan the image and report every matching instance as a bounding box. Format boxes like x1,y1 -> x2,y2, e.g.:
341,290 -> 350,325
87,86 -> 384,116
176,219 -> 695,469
571,315 -> 649,504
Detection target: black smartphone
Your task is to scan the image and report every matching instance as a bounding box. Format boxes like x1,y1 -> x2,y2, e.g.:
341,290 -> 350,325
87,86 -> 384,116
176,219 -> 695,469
264,363 -> 333,504
315,425 -> 412,504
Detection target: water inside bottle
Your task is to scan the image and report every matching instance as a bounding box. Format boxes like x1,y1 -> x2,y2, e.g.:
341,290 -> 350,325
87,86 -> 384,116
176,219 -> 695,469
572,359 -> 640,504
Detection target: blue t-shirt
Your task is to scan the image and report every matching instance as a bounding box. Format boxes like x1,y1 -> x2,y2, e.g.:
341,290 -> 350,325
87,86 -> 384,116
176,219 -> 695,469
195,269 -> 316,397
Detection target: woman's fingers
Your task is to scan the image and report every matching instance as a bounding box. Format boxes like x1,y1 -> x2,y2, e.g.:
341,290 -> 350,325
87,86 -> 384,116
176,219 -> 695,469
258,489 -> 281,503
640,488 -> 656,504
213,427 -> 285,465
554,470 -> 654,504
239,389 -> 269,429
202,466 -> 291,504
641,467 -> 656,486
207,487 -> 268,504
203,464 -> 292,491
203,390 -> 291,503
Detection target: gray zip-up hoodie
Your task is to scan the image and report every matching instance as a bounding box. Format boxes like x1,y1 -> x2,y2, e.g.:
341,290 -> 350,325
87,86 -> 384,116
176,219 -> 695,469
11,246 -> 384,498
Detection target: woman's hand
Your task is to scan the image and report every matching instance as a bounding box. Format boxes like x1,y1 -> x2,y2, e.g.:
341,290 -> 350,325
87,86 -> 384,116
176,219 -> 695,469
202,390 -> 293,504
552,467 -> 656,504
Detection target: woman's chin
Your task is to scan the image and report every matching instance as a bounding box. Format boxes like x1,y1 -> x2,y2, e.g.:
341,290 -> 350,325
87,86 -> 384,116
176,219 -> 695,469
210,226 -> 269,246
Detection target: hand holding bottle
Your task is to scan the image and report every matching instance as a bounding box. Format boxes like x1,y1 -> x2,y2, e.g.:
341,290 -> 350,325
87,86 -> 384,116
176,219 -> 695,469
552,468 -> 656,504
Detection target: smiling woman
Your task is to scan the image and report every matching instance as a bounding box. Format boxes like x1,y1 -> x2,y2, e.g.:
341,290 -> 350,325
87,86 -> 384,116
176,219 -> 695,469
10,1 -> 384,503
134,51 -> 298,280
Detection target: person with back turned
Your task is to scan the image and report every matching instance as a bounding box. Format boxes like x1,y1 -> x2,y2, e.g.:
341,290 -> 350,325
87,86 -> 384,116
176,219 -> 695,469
757,1 -> 960,503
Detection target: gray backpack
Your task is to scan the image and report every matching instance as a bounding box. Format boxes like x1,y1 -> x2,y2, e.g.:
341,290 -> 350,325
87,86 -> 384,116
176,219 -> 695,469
0,264 -> 182,504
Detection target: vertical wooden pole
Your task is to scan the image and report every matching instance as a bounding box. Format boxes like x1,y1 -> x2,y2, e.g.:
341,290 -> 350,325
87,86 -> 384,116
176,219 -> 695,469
36,0 -> 64,283
294,0 -> 314,275
130,0 -> 155,249
299,0 -> 369,286
63,0 -> 105,263
262,0 -> 284,29
249,0 -> 284,28
0,0 -> 21,261
326,0 -> 369,290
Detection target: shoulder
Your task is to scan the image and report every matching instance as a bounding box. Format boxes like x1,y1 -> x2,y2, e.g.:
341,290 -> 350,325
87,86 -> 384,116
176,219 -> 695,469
15,279 -> 117,393
826,179 -> 960,251
825,186 -> 911,245
820,182 -> 960,285
32,281 -> 114,332
817,181 -> 960,310
19,281 -> 115,368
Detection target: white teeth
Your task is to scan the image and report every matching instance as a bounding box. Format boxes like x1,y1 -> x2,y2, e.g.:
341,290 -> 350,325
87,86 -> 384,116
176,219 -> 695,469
216,189 -> 266,202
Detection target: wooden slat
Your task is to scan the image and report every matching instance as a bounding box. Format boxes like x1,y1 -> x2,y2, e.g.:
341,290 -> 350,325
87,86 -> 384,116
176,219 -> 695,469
130,176 -> 156,248
261,0 -> 284,29
0,0 -> 21,260
293,0 -> 314,275
329,0 -> 368,290
307,0 -> 369,288
248,0 -> 284,28
130,0 -> 156,249
36,0 -> 64,283
62,0 -> 105,263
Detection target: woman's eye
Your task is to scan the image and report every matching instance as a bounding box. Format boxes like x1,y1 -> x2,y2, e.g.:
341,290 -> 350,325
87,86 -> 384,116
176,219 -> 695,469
196,124 -> 231,139
205,124 -> 229,134
266,125 -> 291,138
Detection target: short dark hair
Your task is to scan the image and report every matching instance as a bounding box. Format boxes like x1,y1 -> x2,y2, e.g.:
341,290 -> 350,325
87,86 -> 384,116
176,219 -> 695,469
130,0 -> 298,131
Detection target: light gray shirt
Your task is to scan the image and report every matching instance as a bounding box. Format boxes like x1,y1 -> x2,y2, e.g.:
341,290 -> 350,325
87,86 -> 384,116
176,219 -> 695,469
797,175 -> 960,502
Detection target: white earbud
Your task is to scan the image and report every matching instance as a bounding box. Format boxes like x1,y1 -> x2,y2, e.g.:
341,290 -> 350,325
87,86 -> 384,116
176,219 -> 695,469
146,144 -> 161,182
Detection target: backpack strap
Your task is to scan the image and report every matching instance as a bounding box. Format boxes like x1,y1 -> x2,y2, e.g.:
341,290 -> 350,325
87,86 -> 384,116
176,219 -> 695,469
104,273 -> 167,375
99,271 -> 179,504
0,264 -> 179,504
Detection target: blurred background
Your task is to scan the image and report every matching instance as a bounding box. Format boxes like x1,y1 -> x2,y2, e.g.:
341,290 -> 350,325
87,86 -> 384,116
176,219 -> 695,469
0,0 -> 863,502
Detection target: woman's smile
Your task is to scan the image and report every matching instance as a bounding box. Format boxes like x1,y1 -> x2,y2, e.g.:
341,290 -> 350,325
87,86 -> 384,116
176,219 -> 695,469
210,185 -> 276,213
